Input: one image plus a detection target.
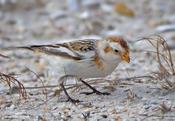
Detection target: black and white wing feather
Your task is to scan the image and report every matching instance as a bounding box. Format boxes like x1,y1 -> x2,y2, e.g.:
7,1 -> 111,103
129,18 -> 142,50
15,39 -> 98,61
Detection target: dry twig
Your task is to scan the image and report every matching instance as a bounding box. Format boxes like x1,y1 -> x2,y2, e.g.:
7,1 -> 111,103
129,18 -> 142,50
135,35 -> 175,90
0,72 -> 27,99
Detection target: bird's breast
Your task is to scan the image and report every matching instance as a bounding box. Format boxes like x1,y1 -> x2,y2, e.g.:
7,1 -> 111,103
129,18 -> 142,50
42,55 -> 118,79
63,59 -> 118,78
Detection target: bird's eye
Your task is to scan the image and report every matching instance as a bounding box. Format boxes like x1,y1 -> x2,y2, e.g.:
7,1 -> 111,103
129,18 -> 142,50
114,49 -> 119,53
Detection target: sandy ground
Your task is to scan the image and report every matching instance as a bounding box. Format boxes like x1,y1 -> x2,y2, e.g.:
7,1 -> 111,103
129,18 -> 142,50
0,0 -> 175,120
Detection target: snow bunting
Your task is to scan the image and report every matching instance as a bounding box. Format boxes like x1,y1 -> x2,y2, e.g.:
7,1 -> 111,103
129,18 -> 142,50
4,36 -> 130,102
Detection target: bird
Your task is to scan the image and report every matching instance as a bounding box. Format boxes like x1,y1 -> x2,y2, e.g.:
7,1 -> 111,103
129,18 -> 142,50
3,36 -> 130,103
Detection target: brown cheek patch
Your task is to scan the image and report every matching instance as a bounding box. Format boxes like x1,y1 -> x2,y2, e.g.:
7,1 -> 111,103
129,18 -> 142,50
104,46 -> 112,53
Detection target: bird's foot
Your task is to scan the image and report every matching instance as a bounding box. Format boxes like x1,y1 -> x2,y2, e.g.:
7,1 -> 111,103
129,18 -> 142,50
80,89 -> 110,95
66,97 -> 81,103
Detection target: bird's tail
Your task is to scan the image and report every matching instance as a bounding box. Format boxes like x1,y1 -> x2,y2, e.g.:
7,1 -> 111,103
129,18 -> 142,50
0,45 -> 40,51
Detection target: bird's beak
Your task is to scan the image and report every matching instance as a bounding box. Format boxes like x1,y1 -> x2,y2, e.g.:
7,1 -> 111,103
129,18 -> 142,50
121,52 -> 130,63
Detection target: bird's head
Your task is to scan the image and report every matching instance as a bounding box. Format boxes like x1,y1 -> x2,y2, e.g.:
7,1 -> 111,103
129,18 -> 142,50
97,36 -> 130,64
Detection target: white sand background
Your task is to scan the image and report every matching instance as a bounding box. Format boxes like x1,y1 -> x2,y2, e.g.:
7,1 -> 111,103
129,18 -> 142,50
0,0 -> 175,120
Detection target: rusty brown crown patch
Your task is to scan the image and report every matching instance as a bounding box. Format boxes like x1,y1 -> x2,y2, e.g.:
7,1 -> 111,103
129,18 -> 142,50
106,36 -> 129,52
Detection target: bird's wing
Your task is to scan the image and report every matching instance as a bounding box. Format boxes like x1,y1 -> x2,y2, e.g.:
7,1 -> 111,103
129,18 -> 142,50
15,39 -> 99,61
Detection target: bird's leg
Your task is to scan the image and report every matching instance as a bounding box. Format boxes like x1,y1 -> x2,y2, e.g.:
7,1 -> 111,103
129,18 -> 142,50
59,75 -> 110,103
59,75 -> 80,103
79,78 -> 110,95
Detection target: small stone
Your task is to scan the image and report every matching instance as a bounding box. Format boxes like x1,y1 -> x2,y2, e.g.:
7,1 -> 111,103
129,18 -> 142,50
101,114 -> 108,118
0,95 -> 6,106
9,104 -> 15,110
